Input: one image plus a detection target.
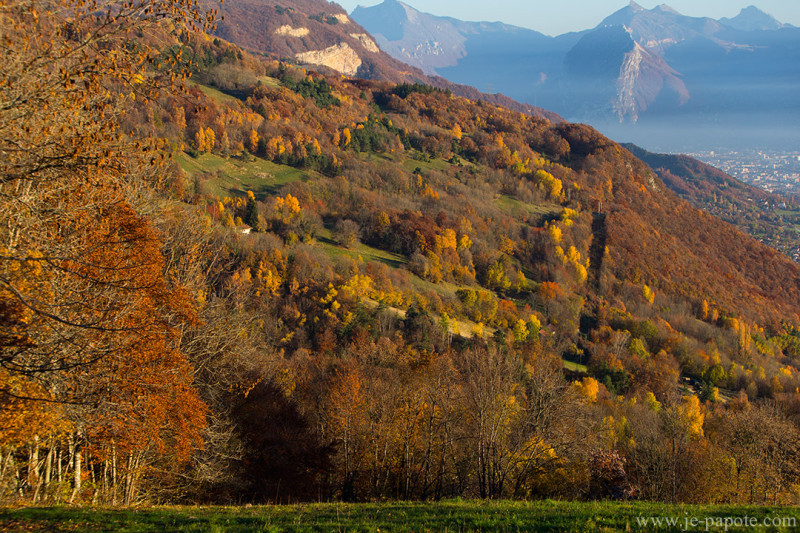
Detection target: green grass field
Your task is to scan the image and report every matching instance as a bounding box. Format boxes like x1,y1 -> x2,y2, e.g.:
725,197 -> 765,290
176,152 -> 310,199
495,195 -> 561,223
402,155 -> 454,173
186,80 -> 241,105
1,500 -> 799,532
316,229 -> 408,270
562,360 -> 589,373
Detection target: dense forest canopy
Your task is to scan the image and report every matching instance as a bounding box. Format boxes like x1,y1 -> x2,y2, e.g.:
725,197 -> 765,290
2,0 -> 800,506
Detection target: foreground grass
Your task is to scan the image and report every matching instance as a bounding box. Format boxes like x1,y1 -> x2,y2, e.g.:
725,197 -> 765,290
2,500 -> 800,532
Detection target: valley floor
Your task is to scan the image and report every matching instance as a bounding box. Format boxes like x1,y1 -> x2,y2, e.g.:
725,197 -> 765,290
1,501 -> 799,532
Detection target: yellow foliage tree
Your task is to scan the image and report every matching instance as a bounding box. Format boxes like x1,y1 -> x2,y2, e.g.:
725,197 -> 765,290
203,127 -> 216,152
248,129 -> 260,153
574,377 -> 600,403
670,395 -> 705,439
534,169 -> 563,199
642,285 -> 655,304
193,128 -> 207,152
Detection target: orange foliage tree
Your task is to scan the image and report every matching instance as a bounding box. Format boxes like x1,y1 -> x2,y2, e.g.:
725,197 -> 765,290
0,0 -> 216,504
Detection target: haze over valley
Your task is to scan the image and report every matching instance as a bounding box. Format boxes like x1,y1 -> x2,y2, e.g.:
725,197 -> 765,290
352,1 -> 800,154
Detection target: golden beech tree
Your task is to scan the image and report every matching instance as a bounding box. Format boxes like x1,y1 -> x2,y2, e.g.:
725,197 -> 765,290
248,129 -> 260,154
194,128 -> 208,151
0,0 -> 216,504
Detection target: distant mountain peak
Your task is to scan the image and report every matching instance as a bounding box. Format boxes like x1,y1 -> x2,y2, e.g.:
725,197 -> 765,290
365,0 -> 403,6
352,0 -> 411,41
398,1 -> 421,23
720,5 -> 789,31
741,5 -> 772,16
602,2 -> 672,28
628,1 -> 644,11
366,0 -> 414,16
654,4 -> 680,15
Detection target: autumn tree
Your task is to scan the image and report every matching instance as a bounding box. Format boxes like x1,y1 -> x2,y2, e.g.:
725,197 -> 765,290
0,0 -> 218,504
708,403 -> 800,503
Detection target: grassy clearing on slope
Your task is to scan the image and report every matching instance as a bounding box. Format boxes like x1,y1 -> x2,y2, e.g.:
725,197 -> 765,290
257,76 -> 281,88
402,155 -> 456,173
315,229 -> 407,270
311,229 -> 495,340
496,195 -> 562,223
775,208 -> 800,234
563,360 -> 589,373
186,80 -> 241,105
2,501 -> 799,532
176,152 -> 309,200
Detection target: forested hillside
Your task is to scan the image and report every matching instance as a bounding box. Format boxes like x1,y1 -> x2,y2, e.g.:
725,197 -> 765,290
3,0 -> 800,508
624,144 -> 800,262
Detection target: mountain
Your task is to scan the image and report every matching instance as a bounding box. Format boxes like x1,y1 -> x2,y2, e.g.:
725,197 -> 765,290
622,143 -> 774,206
354,1 -> 800,151
720,6 -> 793,32
202,0 -> 406,79
199,0 -> 560,120
351,0 -> 556,79
351,0 -> 468,74
352,1 -> 572,102
562,24 -> 689,123
597,1 -> 725,49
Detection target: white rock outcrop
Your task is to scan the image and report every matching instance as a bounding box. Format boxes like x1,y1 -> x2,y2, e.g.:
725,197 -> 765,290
275,25 -> 310,37
350,33 -> 380,53
332,14 -> 350,24
295,43 -> 362,76
615,42 -> 645,122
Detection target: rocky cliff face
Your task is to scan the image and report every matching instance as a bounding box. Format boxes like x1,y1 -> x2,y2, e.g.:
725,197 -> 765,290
295,43 -> 362,76
615,42 -> 645,121
275,25 -> 310,38
614,41 -> 688,122
350,33 -> 380,54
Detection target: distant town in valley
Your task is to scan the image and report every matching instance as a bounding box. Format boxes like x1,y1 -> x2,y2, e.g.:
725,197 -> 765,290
690,150 -> 800,196
686,149 -> 800,263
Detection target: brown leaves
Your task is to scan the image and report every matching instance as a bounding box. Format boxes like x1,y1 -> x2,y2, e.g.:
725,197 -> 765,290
0,0 -> 213,502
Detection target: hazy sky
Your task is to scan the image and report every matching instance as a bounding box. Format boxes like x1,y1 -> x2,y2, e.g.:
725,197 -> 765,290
338,1 -> 799,36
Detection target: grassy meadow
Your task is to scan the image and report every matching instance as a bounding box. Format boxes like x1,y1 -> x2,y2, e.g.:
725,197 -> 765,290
1,500 -> 799,532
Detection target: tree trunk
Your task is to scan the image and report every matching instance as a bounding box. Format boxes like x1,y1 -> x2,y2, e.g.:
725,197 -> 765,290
44,442 -> 54,488
69,443 -> 81,504
111,444 -> 118,506
0,450 -> 9,498
27,437 -> 38,499
124,454 -> 134,506
57,446 -> 62,484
